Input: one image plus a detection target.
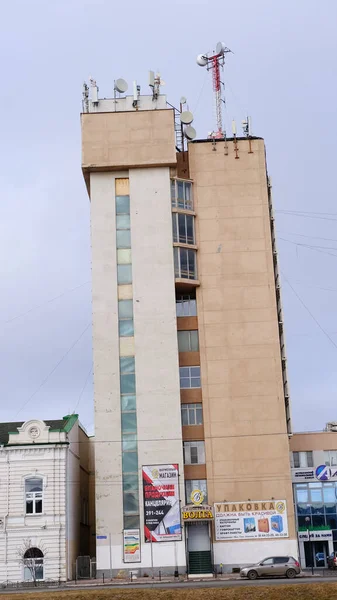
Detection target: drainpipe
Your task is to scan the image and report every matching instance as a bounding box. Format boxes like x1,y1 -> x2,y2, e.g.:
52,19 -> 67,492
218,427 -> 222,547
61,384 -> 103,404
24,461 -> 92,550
4,451 -> 9,581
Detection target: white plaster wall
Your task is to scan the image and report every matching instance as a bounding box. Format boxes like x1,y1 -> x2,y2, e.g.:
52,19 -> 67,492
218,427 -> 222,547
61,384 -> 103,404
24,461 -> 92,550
129,167 -> 186,568
90,172 -> 126,565
213,539 -> 299,567
0,445 -> 68,581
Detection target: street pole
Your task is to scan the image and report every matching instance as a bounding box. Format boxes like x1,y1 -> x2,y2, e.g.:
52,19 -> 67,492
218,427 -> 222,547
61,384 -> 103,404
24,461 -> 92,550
150,534 -> 154,579
109,533 -> 112,580
310,530 -> 314,575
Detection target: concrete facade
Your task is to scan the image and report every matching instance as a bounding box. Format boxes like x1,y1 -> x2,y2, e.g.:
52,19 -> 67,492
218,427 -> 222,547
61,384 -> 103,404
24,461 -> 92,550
82,87 -> 295,574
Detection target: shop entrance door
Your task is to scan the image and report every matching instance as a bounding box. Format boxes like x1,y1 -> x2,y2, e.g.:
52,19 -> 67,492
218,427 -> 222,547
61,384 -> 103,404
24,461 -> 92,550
304,540 -> 329,568
187,522 -> 212,574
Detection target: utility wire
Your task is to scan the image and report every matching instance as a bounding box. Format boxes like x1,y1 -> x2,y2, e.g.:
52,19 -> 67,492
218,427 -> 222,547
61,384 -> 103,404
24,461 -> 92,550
276,210 -> 337,216
279,237 -> 337,259
15,322 -> 91,417
282,272 -> 337,353
276,212 -> 337,223
4,281 -> 90,325
72,365 -> 93,414
278,230 -> 337,244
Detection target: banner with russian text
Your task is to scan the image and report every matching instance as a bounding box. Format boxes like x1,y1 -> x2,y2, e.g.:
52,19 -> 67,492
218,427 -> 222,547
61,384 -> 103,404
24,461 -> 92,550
142,464 -> 182,542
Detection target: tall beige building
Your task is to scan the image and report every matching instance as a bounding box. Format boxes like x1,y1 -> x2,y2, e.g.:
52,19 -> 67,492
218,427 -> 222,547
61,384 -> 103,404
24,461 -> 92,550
81,79 -> 296,575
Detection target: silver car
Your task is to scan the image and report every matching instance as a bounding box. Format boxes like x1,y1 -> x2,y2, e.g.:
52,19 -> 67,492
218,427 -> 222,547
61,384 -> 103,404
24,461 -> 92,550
240,556 -> 301,580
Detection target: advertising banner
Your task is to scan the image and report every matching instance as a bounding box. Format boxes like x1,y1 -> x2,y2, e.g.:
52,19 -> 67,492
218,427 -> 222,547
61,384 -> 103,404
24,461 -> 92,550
142,464 -> 182,542
292,465 -> 337,483
215,500 -> 289,541
123,529 -> 141,563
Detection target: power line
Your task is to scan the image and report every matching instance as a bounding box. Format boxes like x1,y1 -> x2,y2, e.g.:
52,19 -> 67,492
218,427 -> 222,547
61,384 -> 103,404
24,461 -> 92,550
276,209 -> 337,216
72,365 -> 93,414
4,281 -> 91,325
279,237 -> 337,259
15,322 -> 91,417
282,272 -> 337,354
278,230 -> 337,244
276,211 -> 337,223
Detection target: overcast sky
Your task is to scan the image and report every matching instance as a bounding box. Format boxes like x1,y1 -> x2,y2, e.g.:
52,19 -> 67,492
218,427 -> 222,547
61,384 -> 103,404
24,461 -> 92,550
1,0 -> 337,434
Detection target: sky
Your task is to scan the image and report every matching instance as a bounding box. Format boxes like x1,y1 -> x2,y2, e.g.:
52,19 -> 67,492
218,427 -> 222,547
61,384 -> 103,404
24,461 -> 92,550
1,0 -> 337,434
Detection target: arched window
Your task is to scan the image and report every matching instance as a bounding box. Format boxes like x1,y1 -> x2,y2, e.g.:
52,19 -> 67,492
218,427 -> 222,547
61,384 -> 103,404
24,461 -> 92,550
25,478 -> 43,514
24,547 -> 44,581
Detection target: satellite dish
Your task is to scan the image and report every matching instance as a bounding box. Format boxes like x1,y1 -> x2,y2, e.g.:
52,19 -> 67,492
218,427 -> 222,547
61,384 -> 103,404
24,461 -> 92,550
180,111 -> 194,125
115,78 -> 128,94
216,41 -> 226,56
180,96 -> 187,105
184,125 -> 196,141
196,54 -> 208,67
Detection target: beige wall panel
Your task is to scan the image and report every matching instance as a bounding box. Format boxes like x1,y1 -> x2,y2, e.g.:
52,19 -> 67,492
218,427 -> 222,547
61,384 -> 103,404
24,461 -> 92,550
82,110 -> 176,170
189,139 -> 294,539
290,432 -> 337,452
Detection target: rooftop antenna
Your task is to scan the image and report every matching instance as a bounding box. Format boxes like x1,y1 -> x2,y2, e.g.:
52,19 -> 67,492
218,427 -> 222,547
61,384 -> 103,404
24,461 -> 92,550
242,116 -> 253,153
89,77 -> 99,105
149,71 -> 165,101
82,82 -> 89,113
132,81 -> 141,108
197,41 -> 232,139
114,78 -> 128,112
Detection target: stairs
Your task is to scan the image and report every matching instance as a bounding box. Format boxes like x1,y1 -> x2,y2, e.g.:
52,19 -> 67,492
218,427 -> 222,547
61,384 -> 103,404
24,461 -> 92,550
188,551 -> 212,575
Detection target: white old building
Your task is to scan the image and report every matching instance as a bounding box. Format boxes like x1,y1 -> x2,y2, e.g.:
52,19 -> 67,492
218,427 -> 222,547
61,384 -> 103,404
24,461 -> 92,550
0,414 -> 94,582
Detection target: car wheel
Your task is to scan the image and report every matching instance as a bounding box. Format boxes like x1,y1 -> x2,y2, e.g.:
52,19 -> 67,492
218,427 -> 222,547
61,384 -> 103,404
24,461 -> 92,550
247,570 -> 258,580
286,569 -> 296,579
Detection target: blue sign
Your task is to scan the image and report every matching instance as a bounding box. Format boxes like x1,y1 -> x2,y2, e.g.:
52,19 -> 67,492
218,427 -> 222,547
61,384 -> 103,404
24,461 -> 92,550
96,535 -> 107,539
316,465 -> 331,481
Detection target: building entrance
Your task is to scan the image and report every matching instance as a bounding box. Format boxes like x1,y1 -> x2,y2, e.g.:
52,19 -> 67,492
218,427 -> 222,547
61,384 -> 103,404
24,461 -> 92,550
304,540 -> 329,568
187,522 -> 212,575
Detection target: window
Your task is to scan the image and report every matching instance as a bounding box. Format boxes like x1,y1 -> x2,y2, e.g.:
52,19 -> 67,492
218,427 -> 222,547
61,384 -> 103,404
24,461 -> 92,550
174,247 -> 197,280
261,558 -> 274,565
124,515 -> 140,529
171,179 -> 193,210
185,479 -> 208,504
116,195 -> 130,214
181,403 -> 203,426
24,547 -> 44,581
119,319 -> 134,337
177,330 -> 199,352
116,230 -> 131,249
25,478 -> 43,515
117,264 -> 132,284
176,293 -> 197,317
293,451 -> 313,468
325,451 -> 337,466
183,441 -> 205,465
172,213 -> 195,245
180,366 -> 201,389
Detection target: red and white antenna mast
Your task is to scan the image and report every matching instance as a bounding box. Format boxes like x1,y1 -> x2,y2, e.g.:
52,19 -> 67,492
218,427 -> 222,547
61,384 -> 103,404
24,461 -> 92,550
197,41 -> 232,139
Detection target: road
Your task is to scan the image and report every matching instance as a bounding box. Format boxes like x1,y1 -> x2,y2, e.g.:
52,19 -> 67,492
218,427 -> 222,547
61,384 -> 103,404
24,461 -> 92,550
2,575 -> 337,595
